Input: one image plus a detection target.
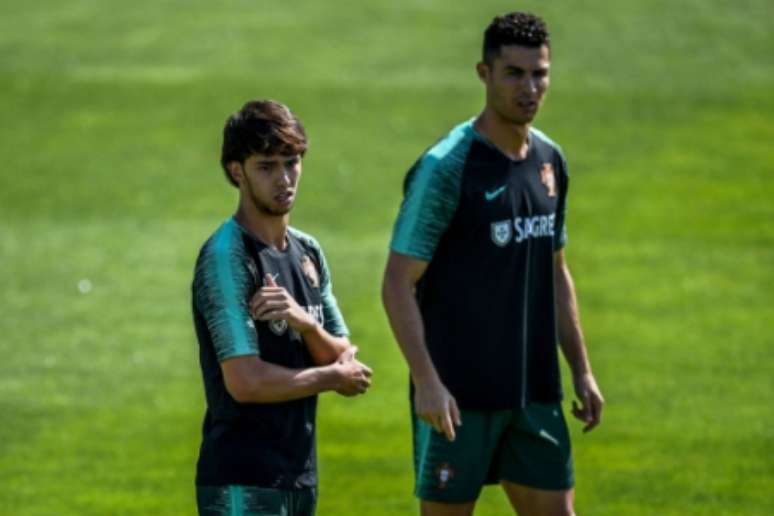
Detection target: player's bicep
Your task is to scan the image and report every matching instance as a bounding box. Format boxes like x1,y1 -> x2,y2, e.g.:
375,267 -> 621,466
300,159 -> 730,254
384,251 -> 429,287
553,249 -> 573,295
553,248 -> 567,271
220,355 -> 259,400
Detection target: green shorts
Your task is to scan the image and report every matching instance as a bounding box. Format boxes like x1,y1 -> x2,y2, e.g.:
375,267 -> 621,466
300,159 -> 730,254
196,485 -> 316,516
413,402 -> 574,503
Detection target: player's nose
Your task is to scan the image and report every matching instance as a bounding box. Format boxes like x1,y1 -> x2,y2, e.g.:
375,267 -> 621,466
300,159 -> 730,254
278,168 -> 292,186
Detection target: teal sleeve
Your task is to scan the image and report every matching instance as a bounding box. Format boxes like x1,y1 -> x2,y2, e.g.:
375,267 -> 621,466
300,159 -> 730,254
193,225 -> 259,361
389,154 -> 464,261
554,152 -> 569,251
316,245 -> 350,337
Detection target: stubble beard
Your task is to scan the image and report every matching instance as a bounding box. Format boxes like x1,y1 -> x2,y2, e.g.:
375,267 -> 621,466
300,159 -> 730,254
504,99 -> 541,126
245,181 -> 292,218
492,109 -> 530,129
259,202 -> 290,217
489,94 -> 534,127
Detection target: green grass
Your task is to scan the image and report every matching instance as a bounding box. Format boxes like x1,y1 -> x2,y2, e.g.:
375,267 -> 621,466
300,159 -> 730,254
1,0 -> 772,514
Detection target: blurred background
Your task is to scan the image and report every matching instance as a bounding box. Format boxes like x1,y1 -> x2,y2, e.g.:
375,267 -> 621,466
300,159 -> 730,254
0,0 -> 772,514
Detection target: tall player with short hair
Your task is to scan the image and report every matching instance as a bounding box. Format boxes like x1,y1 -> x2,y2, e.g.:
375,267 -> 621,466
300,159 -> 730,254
383,12 -> 604,516
192,99 -> 372,516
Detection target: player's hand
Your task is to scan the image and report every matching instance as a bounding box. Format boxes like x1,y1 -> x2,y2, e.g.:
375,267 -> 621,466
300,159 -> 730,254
250,274 -> 317,332
331,346 -> 372,396
414,378 -> 462,442
571,371 -> 604,432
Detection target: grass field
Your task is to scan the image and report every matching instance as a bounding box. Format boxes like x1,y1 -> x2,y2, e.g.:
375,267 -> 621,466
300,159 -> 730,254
1,0 -> 772,514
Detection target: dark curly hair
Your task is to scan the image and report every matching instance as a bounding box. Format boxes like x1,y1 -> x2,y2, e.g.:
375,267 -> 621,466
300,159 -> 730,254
482,12 -> 550,65
220,100 -> 308,187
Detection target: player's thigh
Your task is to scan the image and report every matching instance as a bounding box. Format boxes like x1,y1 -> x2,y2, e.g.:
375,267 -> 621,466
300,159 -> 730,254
501,480 -> 574,516
497,403 -> 574,491
413,409 -> 509,504
421,499 -> 476,516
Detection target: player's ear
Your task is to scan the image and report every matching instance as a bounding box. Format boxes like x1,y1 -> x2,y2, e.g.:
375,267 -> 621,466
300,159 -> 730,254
477,61 -> 492,83
227,161 -> 244,185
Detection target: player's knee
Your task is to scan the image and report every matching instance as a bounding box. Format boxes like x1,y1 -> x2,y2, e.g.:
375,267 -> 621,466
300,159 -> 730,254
553,498 -> 575,516
537,491 -> 574,516
420,500 -> 475,516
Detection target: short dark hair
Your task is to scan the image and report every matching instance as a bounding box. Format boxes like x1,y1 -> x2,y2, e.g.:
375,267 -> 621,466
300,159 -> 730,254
220,99 -> 308,186
482,12 -> 550,64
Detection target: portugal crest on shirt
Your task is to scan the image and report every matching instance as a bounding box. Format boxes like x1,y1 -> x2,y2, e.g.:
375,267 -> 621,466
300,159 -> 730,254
263,273 -> 289,336
540,162 -> 557,197
491,220 -> 512,247
300,254 -> 320,288
269,319 -> 288,336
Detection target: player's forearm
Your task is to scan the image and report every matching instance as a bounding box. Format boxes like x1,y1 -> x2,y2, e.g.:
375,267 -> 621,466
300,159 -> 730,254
299,324 -> 352,365
555,262 -> 592,376
382,272 -> 441,386
225,359 -> 338,403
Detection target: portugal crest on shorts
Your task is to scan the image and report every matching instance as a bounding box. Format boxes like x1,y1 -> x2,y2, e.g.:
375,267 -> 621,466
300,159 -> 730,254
491,220 -> 512,247
540,162 -> 557,197
435,462 -> 455,489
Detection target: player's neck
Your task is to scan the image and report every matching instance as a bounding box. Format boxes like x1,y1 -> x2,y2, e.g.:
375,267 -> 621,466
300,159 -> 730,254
234,206 -> 289,250
474,109 -> 530,160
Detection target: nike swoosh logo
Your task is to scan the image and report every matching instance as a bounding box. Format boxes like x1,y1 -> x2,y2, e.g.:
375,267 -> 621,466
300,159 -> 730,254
484,185 -> 507,201
539,429 -> 559,446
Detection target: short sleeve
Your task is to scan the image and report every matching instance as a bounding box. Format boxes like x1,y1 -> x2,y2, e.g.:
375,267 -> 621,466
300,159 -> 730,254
316,246 -> 350,337
389,154 -> 464,261
193,228 -> 259,362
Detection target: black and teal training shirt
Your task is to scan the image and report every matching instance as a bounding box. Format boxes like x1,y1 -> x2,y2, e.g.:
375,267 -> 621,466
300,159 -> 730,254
390,119 -> 569,411
192,217 -> 348,489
